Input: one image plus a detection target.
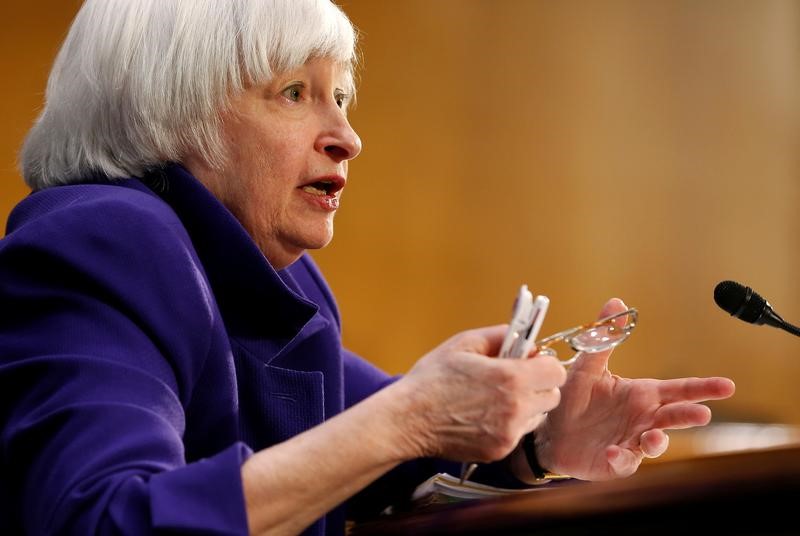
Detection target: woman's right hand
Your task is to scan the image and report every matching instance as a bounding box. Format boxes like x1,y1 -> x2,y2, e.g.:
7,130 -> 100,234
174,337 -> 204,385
389,325 -> 567,463
241,324 -> 565,535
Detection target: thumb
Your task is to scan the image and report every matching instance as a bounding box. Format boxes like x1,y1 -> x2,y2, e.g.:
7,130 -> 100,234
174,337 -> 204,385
458,324 -> 509,356
569,348 -> 612,377
598,297 -> 628,319
568,298 -> 628,377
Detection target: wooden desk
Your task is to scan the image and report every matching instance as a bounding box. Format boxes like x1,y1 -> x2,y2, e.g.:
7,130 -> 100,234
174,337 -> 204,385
352,445 -> 800,535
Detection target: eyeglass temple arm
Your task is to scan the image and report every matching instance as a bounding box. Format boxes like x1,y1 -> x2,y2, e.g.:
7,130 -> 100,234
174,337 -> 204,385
533,308 -> 638,350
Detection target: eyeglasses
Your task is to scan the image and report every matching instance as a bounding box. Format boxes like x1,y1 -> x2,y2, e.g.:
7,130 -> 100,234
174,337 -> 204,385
459,307 -> 638,484
533,308 -> 638,365
457,307 -> 638,485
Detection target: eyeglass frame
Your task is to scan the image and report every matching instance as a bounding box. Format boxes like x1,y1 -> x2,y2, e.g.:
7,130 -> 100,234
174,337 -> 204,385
458,306 -> 639,485
533,308 -> 639,365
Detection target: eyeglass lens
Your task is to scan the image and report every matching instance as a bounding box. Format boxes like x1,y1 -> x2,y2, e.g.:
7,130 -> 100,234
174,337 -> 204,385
538,310 -> 637,358
569,323 -> 628,352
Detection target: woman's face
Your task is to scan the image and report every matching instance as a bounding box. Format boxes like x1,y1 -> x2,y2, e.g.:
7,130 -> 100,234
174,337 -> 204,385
186,57 -> 362,269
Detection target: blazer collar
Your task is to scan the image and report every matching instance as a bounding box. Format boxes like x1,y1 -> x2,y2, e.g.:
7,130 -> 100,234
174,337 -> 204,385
136,164 -> 321,363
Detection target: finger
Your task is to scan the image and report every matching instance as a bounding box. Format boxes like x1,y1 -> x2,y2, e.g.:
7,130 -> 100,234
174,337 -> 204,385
606,445 -> 640,478
459,325 -> 510,356
526,412 -> 547,432
568,298 -> 629,376
657,377 -> 736,404
529,387 -> 562,413
568,348 -> 611,377
640,429 -> 669,458
653,402 -> 712,429
511,388 -> 561,424
597,297 -> 628,320
522,355 -> 568,390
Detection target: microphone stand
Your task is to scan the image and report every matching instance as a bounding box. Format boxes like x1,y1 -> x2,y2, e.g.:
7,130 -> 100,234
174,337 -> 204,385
762,308 -> 800,338
777,321 -> 800,338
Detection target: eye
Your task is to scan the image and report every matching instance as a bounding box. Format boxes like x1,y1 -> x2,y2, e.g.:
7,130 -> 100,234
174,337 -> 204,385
334,90 -> 350,109
281,84 -> 304,102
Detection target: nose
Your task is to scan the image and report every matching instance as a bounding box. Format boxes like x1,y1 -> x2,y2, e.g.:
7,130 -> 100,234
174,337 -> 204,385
315,110 -> 362,163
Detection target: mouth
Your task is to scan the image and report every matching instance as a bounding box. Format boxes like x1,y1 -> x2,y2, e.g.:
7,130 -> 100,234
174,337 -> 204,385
298,175 -> 346,210
299,176 -> 345,197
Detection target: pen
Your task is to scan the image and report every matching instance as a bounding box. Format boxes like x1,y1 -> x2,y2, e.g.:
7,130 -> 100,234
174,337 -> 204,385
459,288 -> 549,484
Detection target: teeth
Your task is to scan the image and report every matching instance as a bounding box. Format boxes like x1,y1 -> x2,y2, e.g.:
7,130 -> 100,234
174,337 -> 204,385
302,185 -> 327,196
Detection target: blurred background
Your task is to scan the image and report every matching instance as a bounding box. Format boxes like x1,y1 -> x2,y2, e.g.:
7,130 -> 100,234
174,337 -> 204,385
2,1 -> 799,456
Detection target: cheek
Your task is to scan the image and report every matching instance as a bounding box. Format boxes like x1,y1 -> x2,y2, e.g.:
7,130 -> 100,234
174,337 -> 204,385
238,144 -> 303,214
262,138 -> 308,188
239,124 -> 304,173
221,119 -> 310,204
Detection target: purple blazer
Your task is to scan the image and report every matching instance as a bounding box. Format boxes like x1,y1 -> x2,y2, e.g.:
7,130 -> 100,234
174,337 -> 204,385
0,165 -> 459,535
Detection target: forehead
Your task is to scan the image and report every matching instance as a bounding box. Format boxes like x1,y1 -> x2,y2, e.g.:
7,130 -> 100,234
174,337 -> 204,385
279,56 -> 353,87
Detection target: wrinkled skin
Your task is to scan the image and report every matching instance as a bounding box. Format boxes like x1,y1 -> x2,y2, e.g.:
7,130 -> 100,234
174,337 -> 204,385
534,298 -> 736,480
393,298 -> 735,483
397,326 -> 568,464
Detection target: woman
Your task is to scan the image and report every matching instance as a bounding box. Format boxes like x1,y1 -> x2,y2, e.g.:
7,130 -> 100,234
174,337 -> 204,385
0,1 -> 734,535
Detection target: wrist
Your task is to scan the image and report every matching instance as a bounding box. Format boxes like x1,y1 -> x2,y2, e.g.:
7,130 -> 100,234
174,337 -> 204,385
523,432 -> 550,479
373,377 -> 435,461
509,431 -> 571,485
530,421 -> 557,474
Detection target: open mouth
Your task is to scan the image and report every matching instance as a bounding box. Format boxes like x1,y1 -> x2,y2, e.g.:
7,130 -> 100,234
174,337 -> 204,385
299,177 -> 345,197
302,181 -> 337,196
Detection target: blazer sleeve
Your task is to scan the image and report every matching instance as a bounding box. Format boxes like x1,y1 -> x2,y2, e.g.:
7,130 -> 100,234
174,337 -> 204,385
0,188 -> 250,535
287,254 -> 519,518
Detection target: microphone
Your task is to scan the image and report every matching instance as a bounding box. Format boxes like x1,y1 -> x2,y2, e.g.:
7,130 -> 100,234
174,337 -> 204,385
713,280 -> 800,337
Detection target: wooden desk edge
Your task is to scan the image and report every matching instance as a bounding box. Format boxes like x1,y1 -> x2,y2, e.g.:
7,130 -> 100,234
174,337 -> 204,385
352,444 -> 800,535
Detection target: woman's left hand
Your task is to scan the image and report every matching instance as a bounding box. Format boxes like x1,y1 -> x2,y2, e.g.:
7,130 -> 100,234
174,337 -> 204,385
532,298 -> 736,481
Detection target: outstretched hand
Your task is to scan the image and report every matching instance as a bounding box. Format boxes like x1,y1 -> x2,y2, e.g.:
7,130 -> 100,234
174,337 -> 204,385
533,298 -> 736,481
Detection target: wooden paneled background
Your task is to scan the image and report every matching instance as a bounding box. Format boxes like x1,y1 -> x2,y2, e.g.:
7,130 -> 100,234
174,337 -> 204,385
3,1 -> 799,428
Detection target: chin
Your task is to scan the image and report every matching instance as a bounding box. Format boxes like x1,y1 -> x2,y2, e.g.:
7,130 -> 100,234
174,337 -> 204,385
291,228 -> 334,254
304,221 -> 335,250
267,221 -> 335,265
304,234 -> 334,251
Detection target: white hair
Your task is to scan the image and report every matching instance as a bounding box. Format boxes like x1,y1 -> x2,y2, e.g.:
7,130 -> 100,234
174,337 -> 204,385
20,0 -> 358,189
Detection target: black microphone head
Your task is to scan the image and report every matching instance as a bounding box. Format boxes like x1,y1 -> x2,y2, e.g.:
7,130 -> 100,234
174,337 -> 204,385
713,280 -> 767,324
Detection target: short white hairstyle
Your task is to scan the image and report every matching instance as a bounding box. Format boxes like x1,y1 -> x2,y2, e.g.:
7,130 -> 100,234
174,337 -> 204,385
20,0 -> 358,189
